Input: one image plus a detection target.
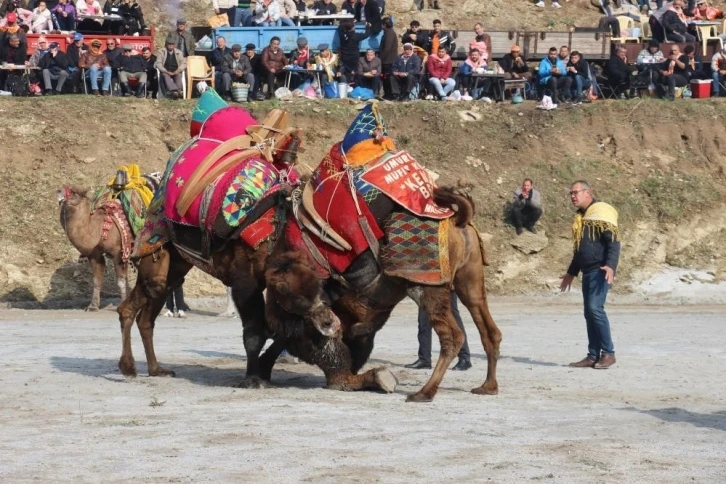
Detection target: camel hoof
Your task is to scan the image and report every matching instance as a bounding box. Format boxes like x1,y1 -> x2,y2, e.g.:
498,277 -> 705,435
237,376 -> 271,389
149,367 -> 176,377
406,391 -> 434,403
85,306 -> 99,312
118,360 -> 137,377
374,367 -> 398,393
471,383 -> 499,395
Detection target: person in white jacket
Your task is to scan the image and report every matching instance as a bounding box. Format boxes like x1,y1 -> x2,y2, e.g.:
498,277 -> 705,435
253,0 -> 281,26
279,0 -> 297,26
30,1 -> 53,33
212,0 -> 237,26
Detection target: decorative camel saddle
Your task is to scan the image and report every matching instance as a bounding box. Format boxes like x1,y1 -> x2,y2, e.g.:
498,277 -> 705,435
132,89 -> 303,273
286,103 -> 457,285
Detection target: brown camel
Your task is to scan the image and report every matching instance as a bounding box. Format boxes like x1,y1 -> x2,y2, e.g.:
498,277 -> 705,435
57,185 -> 130,311
263,185 -> 502,402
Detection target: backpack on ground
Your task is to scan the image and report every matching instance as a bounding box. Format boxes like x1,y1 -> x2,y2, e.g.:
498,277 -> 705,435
4,75 -> 28,97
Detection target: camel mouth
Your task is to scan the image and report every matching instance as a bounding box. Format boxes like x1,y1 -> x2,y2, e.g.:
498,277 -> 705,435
56,189 -> 68,207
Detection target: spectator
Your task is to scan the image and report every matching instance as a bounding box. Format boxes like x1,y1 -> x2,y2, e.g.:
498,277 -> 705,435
683,44 -> 703,81
315,43 -> 343,84
79,38 -> 111,95
355,0 -> 381,35
413,0 -> 440,10
606,45 -> 634,98
222,43 -> 253,101
500,44 -> 532,81
253,0 -> 281,26
154,36 -> 186,99
428,19 -> 455,56
357,48 -> 381,93
232,0 -> 253,27
426,44 -> 455,100
511,178 -> 543,235
279,0 -> 297,26
208,35 -> 231,90
711,45 -> 726,97
404,292 -> 471,371
39,41 -> 67,94
312,0 -> 336,25
538,46 -> 571,105
53,0 -> 75,31
164,286 -> 190,318
658,44 -> 689,100
637,39 -> 665,64
693,0 -> 722,20
379,16 -> 398,99
1,0 -> 31,23
0,34 -> 26,90
294,0 -> 307,15
245,42 -> 264,100
558,45 -> 570,64
29,0 -> 53,33
167,18 -> 195,57
119,0 -> 145,35
75,0 -> 103,32
337,19 -> 369,83
470,22 -> 492,61
458,48 -> 485,99
535,0 -> 562,8
261,35 -> 287,97
0,0 -> 25,17
212,0 -> 237,26
103,0 -> 124,33
288,36 -> 311,90
117,43 -> 147,97
26,33 -> 47,67
103,38 -> 122,69
402,20 -> 429,51
390,42 -> 421,100
0,11 -> 26,44
141,46 -> 156,97
661,0 -> 695,42
566,50 -> 590,104
66,32 -> 87,93
340,0 -> 355,14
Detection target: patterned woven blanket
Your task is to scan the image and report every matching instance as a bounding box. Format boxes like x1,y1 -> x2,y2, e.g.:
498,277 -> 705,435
91,186 -> 147,237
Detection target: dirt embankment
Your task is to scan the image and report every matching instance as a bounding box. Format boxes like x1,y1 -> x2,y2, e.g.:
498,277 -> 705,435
1,98 -> 725,307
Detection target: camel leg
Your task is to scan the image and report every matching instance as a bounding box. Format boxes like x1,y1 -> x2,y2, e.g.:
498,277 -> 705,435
136,293 -> 173,376
117,281 -> 145,377
258,339 -> 286,381
87,254 -> 105,311
407,286 -> 463,403
236,289 -> 273,389
113,255 -> 129,304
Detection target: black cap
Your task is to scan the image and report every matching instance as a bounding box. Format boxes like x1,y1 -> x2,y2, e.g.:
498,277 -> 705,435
648,39 -> 659,48
231,44 -> 242,51
245,43 -> 256,50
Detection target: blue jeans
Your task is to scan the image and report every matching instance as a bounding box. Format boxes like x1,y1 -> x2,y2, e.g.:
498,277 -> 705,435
280,16 -> 295,26
233,7 -> 252,27
428,77 -> 455,97
571,74 -> 591,99
261,19 -> 282,26
87,65 -> 112,91
582,269 -> 615,361
713,71 -> 724,95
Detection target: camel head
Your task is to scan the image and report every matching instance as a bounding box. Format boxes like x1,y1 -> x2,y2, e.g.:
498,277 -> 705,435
265,251 -> 342,340
56,184 -> 90,208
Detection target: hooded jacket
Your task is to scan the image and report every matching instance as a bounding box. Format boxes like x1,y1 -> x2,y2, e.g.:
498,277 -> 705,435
426,53 -> 452,79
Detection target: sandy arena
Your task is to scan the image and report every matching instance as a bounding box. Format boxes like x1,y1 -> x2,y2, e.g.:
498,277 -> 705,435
0,298 -> 724,482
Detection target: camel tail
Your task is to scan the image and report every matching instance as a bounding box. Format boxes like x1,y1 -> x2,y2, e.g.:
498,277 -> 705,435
434,183 -> 475,228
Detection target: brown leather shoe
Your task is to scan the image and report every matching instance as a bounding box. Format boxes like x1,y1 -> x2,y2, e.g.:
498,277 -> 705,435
594,353 -> 616,369
569,357 -> 596,368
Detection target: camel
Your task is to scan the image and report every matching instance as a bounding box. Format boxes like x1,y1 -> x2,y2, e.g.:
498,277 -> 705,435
57,185 -> 130,311
263,185 -> 502,402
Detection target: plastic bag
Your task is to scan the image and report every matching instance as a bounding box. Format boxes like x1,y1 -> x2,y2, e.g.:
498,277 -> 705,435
323,81 -> 338,98
349,86 -> 375,100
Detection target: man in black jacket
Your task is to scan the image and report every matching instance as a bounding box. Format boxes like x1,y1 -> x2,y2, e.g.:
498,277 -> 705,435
660,0 -> 695,42
117,44 -> 148,97
66,32 -> 87,94
207,36 -> 231,93
354,0 -> 381,35
500,44 -> 531,81
606,45 -> 634,98
337,20 -> 370,81
40,42 -> 69,94
221,43 -> 253,101
390,43 -> 421,100
141,46 -> 157,97
658,44 -> 690,100
402,20 -> 430,52
0,33 -> 27,90
379,16 -> 398,99
560,180 -> 620,370
245,43 -> 264,100
566,50 -> 591,104
428,19 -> 455,55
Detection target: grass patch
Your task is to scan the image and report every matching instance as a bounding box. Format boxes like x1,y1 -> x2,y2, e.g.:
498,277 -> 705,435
639,174 -> 720,222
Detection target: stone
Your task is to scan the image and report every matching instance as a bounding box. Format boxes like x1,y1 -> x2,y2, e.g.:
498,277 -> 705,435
457,110 -> 482,122
510,231 -> 549,254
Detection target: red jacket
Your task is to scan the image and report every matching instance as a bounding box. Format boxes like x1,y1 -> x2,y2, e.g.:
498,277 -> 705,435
426,54 -> 452,79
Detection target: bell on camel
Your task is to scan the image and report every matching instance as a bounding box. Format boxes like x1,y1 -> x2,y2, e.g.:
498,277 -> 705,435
112,169 -> 129,190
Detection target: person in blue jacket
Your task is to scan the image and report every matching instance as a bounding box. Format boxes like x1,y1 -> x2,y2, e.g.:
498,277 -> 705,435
538,46 -> 572,105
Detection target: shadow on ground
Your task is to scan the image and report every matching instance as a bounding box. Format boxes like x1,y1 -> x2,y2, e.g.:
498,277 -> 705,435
622,407 -> 726,431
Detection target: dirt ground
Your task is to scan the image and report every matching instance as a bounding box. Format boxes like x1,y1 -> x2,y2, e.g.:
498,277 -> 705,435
1,298 -> 724,482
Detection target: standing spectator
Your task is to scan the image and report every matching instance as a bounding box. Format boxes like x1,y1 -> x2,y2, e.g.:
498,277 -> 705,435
337,19 -> 369,83
164,285 -> 190,318
470,22 -> 492,61
561,180 -> 620,370
261,36 -> 287,97
535,0 -> 562,8
279,0 -> 297,26
379,16 -> 398,99
661,0 -> 695,42
390,42 -> 421,100
207,35 -> 231,91
357,47 -> 381,93
167,18 -> 195,57
312,0 -> 336,25
117,44 -> 147,97
79,38 -> 111,95
245,42 -> 264,100
141,46 -> 157,97
500,44 -> 532,81
154,36 -> 186,99
458,48 -> 486,99
40,41 -> 68,94
212,0 -> 237,26
428,19 -> 455,56
426,44 -> 455,99
658,44 -> 689,101
511,178 -> 543,235
253,0 -> 281,26
402,20 -> 429,51
538,46 -> 571,105
26,34 -> 48,67
53,0 -> 75,31
711,45 -> 726,97
66,32 -> 87,93
222,43 -> 253,101
29,0 -> 53,32
355,0 -> 381,35
606,45 -> 634,98
566,50 -> 591,104
405,292 -> 472,371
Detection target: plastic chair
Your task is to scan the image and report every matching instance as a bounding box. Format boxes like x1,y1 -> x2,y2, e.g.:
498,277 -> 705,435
185,55 -> 215,99
156,68 -> 187,99
694,24 -> 719,55
613,16 -> 641,43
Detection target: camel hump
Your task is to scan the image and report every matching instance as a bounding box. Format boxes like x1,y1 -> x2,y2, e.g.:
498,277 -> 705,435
433,184 -> 476,228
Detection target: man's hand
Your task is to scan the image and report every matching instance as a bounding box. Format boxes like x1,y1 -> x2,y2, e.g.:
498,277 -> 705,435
600,266 -> 615,284
214,7 -> 220,14
410,34 -> 417,41
371,70 -> 378,75
270,68 -> 276,73
235,69 -> 242,76
560,273 -> 574,292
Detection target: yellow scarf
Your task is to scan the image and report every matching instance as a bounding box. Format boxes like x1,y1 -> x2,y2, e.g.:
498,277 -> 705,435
572,202 -> 619,251
106,164 -> 154,207
315,52 -> 338,83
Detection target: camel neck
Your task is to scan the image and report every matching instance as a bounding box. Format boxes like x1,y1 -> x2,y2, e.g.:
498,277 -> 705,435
61,200 -> 102,255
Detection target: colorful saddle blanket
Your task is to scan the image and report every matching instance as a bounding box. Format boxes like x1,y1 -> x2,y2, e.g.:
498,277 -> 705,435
91,185 -> 147,237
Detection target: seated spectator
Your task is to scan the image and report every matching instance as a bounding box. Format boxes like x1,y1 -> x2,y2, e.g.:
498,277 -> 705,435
355,0 -> 381,35
75,0 -> 103,32
658,44 -> 689,100
338,19 -> 370,82
79,38 -> 111,95
1,1 -> 33,27
30,1 -> 53,33
213,0 -> 237,26
692,0 -> 722,20
0,33 -> 26,88
279,0 -> 297,26
458,48 -> 485,99
538,46 -> 571,105
245,42 -> 264,100
66,32 -> 87,93
312,0 -> 336,25
315,43 -> 343,84
357,47 -> 381,93
117,44 -> 147,97
222,43 -> 253,101
566,50 -> 591,104
261,35 -> 287,98
558,45 -> 569,64
500,45 -> 532,81
103,0 -> 124,34
207,35 -> 231,90
0,12 -> 26,44
104,38 -> 122,71
26,34 -> 48,67
426,44 -> 455,100
683,44 -> 706,80
470,22 -> 491,61
40,41 -> 68,94
712,45 -> 726,96
154,36 -> 186,99
637,39 -> 665,64
253,0 -> 281,26
141,46 -> 156,97
402,20 -> 430,51
119,0 -> 146,35
288,36 -> 311,89
428,18 -> 455,55
661,0 -> 696,42
390,43 -> 421,100
511,178 -> 542,235
53,0 -> 75,31
340,0 -> 356,14
606,45 -> 634,98
167,18 -> 195,57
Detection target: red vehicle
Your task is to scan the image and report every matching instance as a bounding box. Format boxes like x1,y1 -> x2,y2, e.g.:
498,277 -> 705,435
26,26 -> 155,54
